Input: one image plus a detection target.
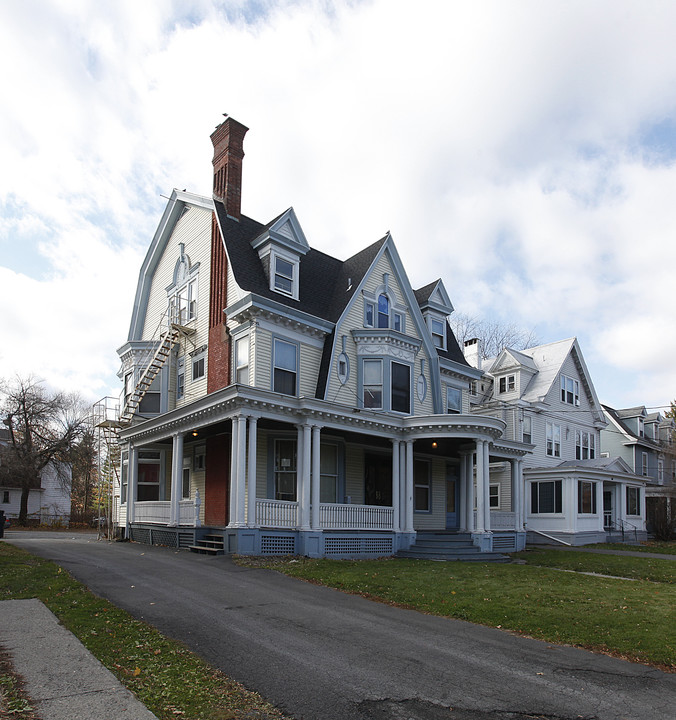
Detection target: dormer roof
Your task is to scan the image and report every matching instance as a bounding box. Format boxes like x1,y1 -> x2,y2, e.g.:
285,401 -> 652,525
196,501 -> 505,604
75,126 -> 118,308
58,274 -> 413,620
414,279 -> 453,315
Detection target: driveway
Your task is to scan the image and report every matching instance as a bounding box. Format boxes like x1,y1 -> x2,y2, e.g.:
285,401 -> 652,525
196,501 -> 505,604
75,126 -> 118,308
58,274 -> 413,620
5,531 -> 676,720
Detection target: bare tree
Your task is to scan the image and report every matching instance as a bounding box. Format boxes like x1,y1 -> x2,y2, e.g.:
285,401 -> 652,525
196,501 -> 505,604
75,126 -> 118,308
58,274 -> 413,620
69,428 -> 98,522
0,376 -> 85,525
450,313 -> 540,360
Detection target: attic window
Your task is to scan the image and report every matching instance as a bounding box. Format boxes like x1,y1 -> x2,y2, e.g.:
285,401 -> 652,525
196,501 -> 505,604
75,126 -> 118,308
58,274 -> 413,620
274,255 -> 295,295
430,318 -> 446,349
499,375 -> 515,393
560,375 -> 580,406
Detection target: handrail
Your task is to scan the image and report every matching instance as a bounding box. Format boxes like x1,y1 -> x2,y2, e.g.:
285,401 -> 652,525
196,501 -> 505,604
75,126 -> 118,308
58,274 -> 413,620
528,529 -> 573,546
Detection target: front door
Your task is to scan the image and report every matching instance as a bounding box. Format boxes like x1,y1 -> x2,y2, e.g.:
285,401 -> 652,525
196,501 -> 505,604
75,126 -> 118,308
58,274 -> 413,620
446,469 -> 459,529
603,490 -> 613,529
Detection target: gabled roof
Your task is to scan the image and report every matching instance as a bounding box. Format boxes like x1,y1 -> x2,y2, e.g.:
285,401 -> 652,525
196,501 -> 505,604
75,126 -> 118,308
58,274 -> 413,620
488,347 -> 538,374
414,279 -> 453,315
557,456 -> 635,474
602,404 -> 660,447
215,200 -> 385,323
616,406 -> 647,419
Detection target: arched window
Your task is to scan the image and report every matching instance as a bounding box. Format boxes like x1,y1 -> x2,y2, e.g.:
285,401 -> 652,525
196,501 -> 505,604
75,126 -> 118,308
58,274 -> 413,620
377,294 -> 390,328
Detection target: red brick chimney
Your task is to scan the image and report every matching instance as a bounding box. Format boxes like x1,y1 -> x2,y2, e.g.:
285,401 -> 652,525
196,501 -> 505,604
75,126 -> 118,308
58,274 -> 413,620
210,115 -> 248,220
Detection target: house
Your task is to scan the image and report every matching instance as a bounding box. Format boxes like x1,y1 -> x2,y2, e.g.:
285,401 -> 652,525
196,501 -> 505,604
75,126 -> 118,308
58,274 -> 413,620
466,338 -> 647,545
100,116 -> 530,558
601,405 -> 676,535
0,428 -> 72,526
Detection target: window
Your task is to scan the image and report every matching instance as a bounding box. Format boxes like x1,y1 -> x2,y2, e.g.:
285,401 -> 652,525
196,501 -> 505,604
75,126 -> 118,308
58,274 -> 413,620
170,278 -> 197,324
499,375 -> 515,394
320,444 -> 339,503
121,451 -> 128,504
177,358 -> 185,400
337,353 -> 349,384
391,362 -> 411,413
414,459 -> 431,512
273,255 -> 294,295
137,452 -> 160,502
446,386 -> 462,414
2,491 -> 9,504
578,480 -> 597,514
363,359 -> 383,409
638,417 -> 644,437
626,486 -> 640,516
641,452 -> 648,476
182,457 -> 191,499
274,439 -> 297,501
489,484 -> 500,508
546,421 -> 561,457
273,339 -> 297,395
575,430 -> 595,460
531,480 -> 562,514
522,415 -> 532,444
560,375 -> 580,406
192,352 -> 205,381
393,312 -> 403,332
138,375 -> 160,414
430,318 -> 445,348
377,294 -> 390,328
469,381 -> 477,396
193,446 -> 206,472
364,302 -> 374,327
235,336 -> 249,384
658,458 -> 664,483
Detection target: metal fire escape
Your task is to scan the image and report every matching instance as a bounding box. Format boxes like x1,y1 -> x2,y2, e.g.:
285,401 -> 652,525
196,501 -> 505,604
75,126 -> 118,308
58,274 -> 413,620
91,307 -> 196,534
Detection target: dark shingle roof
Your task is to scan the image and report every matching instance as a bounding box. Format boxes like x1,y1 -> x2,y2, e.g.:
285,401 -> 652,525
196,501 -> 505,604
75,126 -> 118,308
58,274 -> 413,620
413,280 -> 440,306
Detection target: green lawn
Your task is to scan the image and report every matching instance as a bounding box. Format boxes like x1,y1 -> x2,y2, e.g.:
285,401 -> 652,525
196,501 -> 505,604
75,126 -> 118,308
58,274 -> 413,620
238,551 -> 676,670
0,542 -> 289,720
585,541 -> 676,555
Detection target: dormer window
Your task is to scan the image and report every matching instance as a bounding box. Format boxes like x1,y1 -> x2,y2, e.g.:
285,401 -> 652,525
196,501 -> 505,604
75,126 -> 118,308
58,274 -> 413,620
430,318 -> 446,349
499,375 -> 515,393
273,254 -> 295,295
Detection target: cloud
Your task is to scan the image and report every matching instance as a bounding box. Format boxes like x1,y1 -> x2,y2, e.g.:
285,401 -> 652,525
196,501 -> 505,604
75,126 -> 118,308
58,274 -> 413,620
0,0 -> 675,410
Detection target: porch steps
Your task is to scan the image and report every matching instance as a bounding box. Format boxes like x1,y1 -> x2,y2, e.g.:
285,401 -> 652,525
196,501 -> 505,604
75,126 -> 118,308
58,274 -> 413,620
188,534 -> 225,556
397,532 -> 511,563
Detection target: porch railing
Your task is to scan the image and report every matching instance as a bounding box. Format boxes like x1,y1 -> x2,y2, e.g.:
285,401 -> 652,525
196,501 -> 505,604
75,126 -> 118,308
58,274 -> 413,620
320,503 -> 393,530
490,511 -> 516,529
132,500 -> 198,526
255,499 -> 394,530
256,499 -> 299,528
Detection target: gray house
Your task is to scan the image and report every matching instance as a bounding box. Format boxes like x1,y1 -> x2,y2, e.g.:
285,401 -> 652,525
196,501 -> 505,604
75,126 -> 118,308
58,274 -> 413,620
601,405 -> 676,535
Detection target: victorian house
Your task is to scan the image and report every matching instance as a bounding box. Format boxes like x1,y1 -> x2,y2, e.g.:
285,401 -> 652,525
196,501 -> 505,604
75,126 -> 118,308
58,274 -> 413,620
466,338 -> 647,545
101,117 -> 529,558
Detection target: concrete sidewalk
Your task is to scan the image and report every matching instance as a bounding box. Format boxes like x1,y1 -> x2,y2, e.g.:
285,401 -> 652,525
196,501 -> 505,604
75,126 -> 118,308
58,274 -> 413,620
0,598 -> 157,720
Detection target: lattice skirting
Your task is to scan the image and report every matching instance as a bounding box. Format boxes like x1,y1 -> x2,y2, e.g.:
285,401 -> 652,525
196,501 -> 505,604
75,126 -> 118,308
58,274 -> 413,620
260,534 -> 296,555
324,536 -> 393,557
129,525 -> 196,549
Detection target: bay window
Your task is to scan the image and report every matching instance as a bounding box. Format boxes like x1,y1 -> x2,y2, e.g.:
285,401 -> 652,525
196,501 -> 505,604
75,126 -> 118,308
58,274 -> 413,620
273,339 -> 298,395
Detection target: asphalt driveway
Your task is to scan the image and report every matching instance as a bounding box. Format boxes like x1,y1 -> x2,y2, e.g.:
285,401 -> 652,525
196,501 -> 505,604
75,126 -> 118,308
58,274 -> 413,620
5,531 -> 676,720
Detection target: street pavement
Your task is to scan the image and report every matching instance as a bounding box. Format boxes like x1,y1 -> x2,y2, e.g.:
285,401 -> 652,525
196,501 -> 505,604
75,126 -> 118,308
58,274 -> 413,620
4,530 -> 676,720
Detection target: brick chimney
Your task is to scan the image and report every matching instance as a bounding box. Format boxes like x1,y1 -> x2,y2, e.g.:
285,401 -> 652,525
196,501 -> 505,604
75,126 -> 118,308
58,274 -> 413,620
210,115 -> 248,220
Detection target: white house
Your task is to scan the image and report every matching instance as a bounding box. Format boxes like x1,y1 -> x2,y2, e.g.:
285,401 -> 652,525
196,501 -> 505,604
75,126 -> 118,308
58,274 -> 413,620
0,429 -> 72,525
100,116 -> 530,559
467,338 -> 647,545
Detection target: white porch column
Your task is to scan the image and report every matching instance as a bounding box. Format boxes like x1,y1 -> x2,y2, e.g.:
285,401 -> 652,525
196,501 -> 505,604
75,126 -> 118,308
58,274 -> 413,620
169,432 -> 184,526
483,440 -> 491,532
475,441 -> 485,532
228,418 -> 239,527
247,416 -> 258,527
399,442 -> 406,531
512,459 -> 524,531
235,415 -> 247,527
300,424 -> 312,530
311,425 -> 321,530
126,443 -> 138,534
405,440 -> 414,532
391,439 -> 401,532
464,451 -> 475,531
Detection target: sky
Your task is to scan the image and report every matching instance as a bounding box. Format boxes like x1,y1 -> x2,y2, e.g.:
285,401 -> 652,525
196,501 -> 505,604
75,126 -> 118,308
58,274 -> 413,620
0,0 -> 675,414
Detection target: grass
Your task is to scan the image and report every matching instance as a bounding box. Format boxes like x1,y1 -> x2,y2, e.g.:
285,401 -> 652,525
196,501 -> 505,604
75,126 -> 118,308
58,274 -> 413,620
585,540 -> 676,555
237,551 -> 676,671
0,542 -> 290,720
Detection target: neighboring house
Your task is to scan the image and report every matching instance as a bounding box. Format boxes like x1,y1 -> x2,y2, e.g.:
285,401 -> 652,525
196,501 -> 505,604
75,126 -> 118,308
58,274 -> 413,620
466,338 -> 647,545
601,405 -> 676,534
0,429 -> 72,526
100,116 -> 530,558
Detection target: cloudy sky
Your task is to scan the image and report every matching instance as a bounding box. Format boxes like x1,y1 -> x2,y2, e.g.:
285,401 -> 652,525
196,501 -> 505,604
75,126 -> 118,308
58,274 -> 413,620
1,0 -> 674,413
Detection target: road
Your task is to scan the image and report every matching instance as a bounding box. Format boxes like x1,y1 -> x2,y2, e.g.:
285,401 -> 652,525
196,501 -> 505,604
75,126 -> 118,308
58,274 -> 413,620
5,531 -> 676,720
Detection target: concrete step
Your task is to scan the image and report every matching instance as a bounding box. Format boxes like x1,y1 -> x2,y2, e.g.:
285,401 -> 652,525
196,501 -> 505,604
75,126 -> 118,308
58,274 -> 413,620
397,550 -> 511,562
